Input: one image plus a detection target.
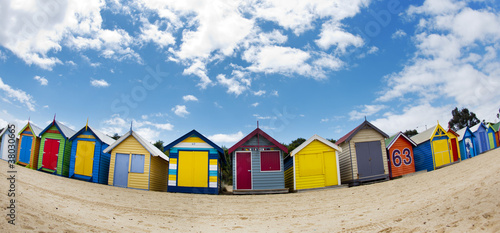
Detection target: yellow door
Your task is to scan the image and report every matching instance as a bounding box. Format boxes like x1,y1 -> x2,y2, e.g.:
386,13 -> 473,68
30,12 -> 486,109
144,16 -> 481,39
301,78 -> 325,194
323,151 -> 338,186
75,141 -> 95,176
432,139 -> 450,167
178,151 -> 208,187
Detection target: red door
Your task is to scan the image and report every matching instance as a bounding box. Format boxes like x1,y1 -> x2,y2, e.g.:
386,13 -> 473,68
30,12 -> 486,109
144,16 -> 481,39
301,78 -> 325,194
42,138 -> 60,170
236,152 -> 251,190
451,138 -> 459,162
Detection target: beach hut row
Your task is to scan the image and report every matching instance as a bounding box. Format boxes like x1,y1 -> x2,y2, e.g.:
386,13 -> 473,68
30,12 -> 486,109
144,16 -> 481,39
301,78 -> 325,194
2,119 -> 498,195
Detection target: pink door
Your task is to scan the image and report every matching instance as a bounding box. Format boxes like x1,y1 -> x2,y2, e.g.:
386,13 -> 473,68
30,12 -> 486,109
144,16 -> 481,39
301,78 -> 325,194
42,138 -> 60,170
236,152 -> 251,189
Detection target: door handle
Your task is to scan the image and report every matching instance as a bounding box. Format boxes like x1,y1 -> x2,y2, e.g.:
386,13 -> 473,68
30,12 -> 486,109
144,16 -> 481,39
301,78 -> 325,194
248,170 -> 251,172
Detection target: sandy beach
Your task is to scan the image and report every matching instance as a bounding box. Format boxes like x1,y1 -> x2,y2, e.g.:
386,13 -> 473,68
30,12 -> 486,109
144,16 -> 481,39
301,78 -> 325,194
1,149 -> 500,232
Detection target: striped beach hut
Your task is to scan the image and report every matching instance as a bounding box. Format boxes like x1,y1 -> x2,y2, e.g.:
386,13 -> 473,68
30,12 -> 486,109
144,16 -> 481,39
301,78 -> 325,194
164,130 -> 224,195
385,132 -> 417,178
228,128 -> 288,194
37,120 -> 76,176
0,124 -> 17,161
456,127 -> 477,160
447,129 -> 461,162
68,124 -> 115,184
104,129 -> 169,191
470,123 -> 489,154
284,135 -> 341,192
16,122 -> 42,168
492,122 -> 500,149
411,124 -> 453,172
335,120 -> 390,186
486,123 -> 497,149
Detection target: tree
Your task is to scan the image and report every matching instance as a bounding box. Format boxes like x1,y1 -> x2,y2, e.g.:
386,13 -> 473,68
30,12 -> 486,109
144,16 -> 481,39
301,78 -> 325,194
220,146 -> 232,186
286,138 -> 306,154
448,107 -> 480,131
327,138 -> 336,144
403,129 -> 418,138
110,133 -> 120,140
153,140 -> 164,151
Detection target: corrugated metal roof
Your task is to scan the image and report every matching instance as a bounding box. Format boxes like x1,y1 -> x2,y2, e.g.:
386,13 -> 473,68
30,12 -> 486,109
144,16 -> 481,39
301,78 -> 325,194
336,120 -> 389,145
410,125 -> 436,145
492,122 -> 500,132
386,132 -> 417,149
290,134 -> 342,157
89,126 -> 116,145
228,128 -> 288,154
30,123 -> 43,137
456,127 -> 469,141
469,123 -> 485,133
103,130 -> 169,161
40,120 -> 77,138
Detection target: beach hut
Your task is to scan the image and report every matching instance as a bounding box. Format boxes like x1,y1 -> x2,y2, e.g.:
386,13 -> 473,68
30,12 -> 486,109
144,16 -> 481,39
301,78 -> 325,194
37,120 -> 76,176
447,129 -> 461,162
164,130 -> 224,195
104,129 -> 169,191
470,123 -> 489,154
16,122 -> 42,168
486,124 -> 497,149
284,135 -> 341,192
492,122 -> 500,149
228,128 -> 288,194
68,124 -> 115,184
335,120 -> 390,186
0,124 -> 17,161
456,127 -> 477,160
385,132 -> 417,178
411,124 -> 453,172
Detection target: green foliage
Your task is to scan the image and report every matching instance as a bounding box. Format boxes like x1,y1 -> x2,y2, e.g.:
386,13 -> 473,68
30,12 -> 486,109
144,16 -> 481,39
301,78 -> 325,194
286,138 -> 306,154
220,146 -> 233,185
153,140 -> 164,151
403,129 -> 418,138
327,138 -> 336,144
111,133 -> 120,140
448,107 -> 480,131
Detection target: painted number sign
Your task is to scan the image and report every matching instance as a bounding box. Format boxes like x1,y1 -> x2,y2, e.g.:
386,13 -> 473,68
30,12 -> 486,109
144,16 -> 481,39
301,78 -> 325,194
392,148 -> 412,167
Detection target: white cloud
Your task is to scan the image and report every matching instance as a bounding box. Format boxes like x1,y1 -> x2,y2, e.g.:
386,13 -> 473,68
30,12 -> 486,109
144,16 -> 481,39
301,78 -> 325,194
316,21 -> 364,53
183,95 -> 198,102
251,102 -> 259,107
182,59 -> 212,89
214,102 -> 223,108
135,127 -> 161,144
207,131 -> 244,145
0,77 -> 35,111
349,105 -> 387,121
253,90 -> 266,96
99,114 -> 173,143
90,79 -> 110,87
253,114 -> 277,120
138,18 -> 175,48
43,105 -> 49,109
216,74 -> 251,96
34,76 -> 48,86
271,90 -> 279,96
243,45 -> 314,77
171,105 -> 189,117
392,29 -> 407,39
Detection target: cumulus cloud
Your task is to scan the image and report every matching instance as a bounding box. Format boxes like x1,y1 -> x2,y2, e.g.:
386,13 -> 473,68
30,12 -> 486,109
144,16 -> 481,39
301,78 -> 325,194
216,74 -> 251,96
182,95 -> 198,102
171,105 -> 189,117
34,76 -> 48,86
349,105 -> 387,121
99,114 -> 174,143
251,102 -> 259,107
392,29 -> 407,39
0,77 -> 35,111
90,79 -> 110,87
207,131 -> 244,145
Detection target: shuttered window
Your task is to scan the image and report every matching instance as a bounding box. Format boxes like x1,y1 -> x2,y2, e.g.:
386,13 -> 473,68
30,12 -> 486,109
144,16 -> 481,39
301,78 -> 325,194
130,154 -> 145,173
260,151 -> 281,171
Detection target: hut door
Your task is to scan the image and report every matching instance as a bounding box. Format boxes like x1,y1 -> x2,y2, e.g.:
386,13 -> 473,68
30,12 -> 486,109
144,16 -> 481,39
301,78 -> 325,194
355,141 -> 384,178
19,136 -> 33,164
236,152 -> 252,189
42,138 -> 60,170
479,132 -> 487,152
75,141 -> 96,176
488,133 -> 495,149
432,139 -> 450,167
177,151 -> 209,188
450,138 -> 459,162
113,153 -> 129,187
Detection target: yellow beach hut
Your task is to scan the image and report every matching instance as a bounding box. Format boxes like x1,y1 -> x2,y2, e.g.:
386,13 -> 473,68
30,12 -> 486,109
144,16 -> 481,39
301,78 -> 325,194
284,135 -> 342,192
103,129 -> 169,191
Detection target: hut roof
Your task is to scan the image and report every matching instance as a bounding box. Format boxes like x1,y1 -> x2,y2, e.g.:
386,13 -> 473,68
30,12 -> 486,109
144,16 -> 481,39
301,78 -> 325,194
336,120 -> 389,145
69,125 -> 116,146
103,130 -> 168,161
290,134 -> 341,157
228,128 -> 288,154
39,120 -> 76,138
492,122 -> 500,132
164,129 -> 224,154
410,125 -> 436,145
385,132 -> 417,149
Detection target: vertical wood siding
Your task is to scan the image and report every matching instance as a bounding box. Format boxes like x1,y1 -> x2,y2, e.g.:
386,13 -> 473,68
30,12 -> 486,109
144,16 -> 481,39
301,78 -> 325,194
338,142 -> 353,183
413,141 -> 434,172
284,156 -> 294,190
38,125 -> 72,176
294,140 -> 339,190
387,137 -> 415,178
149,155 -> 168,191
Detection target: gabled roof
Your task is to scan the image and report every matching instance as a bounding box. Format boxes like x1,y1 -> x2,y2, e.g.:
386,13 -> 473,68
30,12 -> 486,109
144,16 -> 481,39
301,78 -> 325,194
228,128 -> 288,154
103,130 -> 168,161
0,127 -> 7,137
290,134 -> 341,157
456,127 -> 475,141
492,122 -> 500,132
470,122 -> 487,133
69,125 -> 116,146
18,122 -> 43,137
385,132 -> 417,149
336,120 -> 389,145
39,120 -> 76,139
447,129 -> 460,138
411,124 -> 450,145
164,129 -> 224,155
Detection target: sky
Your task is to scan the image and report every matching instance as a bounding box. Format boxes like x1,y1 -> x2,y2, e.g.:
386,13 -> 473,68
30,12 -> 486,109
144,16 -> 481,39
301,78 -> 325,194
0,0 -> 500,147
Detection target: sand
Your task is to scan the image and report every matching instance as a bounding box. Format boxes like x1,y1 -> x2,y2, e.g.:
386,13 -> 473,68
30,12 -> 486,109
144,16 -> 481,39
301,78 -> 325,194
1,149 -> 500,232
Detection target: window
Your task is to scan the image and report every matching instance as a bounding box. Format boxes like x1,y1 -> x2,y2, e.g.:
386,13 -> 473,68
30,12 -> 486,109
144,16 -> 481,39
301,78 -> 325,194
130,154 -> 145,173
260,151 -> 281,171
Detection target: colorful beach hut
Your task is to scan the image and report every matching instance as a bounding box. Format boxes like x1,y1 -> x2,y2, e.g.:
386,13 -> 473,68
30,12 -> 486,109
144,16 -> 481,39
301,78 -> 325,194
470,123 -> 489,154
164,130 -> 224,195
0,124 -> 17,161
411,124 -> 453,172
486,124 -> 497,149
68,124 -> 115,184
284,135 -> 341,192
37,120 -> 76,176
335,120 -> 390,186
16,122 -> 42,168
456,127 -> 477,160
492,122 -> 500,149
228,128 -> 288,194
385,132 -> 417,178
104,129 -> 169,191
447,129 -> 461,162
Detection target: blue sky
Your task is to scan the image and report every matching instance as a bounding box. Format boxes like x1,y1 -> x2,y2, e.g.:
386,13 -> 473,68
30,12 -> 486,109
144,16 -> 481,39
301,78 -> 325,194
0,0 -> 499,147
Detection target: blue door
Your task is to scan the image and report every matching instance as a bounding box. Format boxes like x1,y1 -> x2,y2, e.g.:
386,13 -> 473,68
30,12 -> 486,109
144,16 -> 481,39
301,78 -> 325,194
479,132 -> 487,153
113,153 -> 129,187
19,136 -> 33,164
